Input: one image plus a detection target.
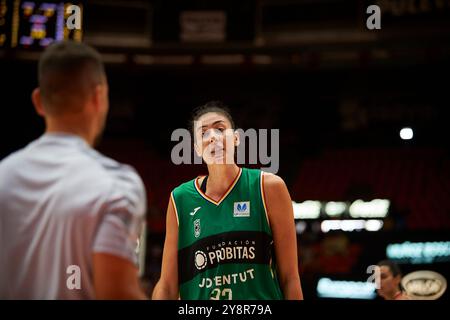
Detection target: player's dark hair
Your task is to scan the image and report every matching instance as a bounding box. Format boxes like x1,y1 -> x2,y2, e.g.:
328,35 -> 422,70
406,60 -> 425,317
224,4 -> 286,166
38,40 -> 105,114
378,259 -> 405,292
190,101 -> 235,135
377,260 -> 402,277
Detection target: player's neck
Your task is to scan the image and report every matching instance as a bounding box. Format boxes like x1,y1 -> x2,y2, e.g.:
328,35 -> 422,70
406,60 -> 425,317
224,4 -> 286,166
45,116 -> 95,147
386,289 -> 402,300
206,164 -> 240,194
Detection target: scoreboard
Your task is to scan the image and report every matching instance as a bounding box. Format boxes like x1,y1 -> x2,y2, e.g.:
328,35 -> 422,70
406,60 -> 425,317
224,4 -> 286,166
0,0 -> 82,49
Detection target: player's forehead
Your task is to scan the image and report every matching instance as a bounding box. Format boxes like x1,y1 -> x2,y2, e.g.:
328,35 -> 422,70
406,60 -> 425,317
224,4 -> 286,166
379,266 -> 392,275
194,112 -> 232,130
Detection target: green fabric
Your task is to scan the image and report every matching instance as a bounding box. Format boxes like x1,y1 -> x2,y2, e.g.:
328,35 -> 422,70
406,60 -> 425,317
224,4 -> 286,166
172,168 -> 283,300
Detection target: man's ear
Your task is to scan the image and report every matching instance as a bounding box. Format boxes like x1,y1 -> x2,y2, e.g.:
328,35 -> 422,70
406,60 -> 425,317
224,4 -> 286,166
194,141 -> 202,157
91,84 -> 104,112
31,88 -> 45,117
234,129 -> 240,146
394,275 -> 402,286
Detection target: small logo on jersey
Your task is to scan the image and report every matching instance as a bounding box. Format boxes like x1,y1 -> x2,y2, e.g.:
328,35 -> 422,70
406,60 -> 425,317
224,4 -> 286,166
194,250 -> 208,270
233,201 -> 250,217
190,206 -> 201,216
194,219 -> 201,238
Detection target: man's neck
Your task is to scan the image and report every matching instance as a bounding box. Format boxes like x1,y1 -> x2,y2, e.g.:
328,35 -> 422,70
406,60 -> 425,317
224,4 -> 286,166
386,290 -> 402,300
45,117 -> 94,146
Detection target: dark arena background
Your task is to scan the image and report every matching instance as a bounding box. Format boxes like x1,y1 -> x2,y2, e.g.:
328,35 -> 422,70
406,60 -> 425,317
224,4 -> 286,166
1,0 -> 450,301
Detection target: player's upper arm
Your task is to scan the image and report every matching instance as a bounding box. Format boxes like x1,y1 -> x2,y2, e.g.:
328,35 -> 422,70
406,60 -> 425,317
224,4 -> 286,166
92,166 -> 148,299
263,172 -> 303,299
93,165 -> 146,263
93,252 -> 147,299
152,193 -> 179,299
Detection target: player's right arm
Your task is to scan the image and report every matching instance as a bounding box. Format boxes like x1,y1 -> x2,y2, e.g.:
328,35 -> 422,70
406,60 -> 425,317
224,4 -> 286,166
91,167 -> 148,300
152,194 -> 179,299
93,253 -> 147,299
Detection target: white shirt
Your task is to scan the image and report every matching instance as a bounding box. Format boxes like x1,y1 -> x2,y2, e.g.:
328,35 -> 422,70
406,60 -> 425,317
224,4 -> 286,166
0,133 -> 147,299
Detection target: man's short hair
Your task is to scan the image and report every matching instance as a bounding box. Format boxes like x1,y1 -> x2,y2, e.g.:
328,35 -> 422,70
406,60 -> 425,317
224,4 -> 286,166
378,260 -> 402,277
38,40 -> 105,115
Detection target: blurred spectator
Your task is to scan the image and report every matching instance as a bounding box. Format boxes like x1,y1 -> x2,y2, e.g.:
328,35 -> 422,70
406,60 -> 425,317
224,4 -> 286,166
377,260 -> 410,300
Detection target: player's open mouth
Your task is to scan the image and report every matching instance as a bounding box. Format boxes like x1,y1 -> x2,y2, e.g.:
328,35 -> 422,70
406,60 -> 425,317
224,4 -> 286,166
210,147 -> 224,156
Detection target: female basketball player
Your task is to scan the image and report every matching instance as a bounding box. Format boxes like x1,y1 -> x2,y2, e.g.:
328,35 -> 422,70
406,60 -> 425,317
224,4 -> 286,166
152,101 -> 303,300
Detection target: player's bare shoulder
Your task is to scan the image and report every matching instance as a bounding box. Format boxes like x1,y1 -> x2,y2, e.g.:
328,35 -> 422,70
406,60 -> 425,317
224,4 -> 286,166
261,171 -> 292,220
262,171 -> 287,192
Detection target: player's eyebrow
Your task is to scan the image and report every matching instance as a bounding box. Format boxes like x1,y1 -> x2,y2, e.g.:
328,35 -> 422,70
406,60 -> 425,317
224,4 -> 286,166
199,120 -> 226,130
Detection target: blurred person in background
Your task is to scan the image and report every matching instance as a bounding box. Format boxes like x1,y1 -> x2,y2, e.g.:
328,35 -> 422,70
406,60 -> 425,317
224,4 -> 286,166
0,41 -> 147,299
377,260 -> 409,300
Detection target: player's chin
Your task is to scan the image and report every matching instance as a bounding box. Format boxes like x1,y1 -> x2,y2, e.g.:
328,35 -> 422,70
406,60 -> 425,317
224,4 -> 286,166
212,158 -> 226,165
204,156 -> 226,165
376,289 -> 386,297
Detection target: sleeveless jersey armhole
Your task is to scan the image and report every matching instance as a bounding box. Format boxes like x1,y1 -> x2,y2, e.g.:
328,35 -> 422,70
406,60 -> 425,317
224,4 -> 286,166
260,171 -> 271,229
170,191 -> 179,226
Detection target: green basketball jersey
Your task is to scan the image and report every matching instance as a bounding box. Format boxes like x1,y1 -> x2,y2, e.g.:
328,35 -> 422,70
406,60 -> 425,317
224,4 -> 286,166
171,167 -> 284,300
